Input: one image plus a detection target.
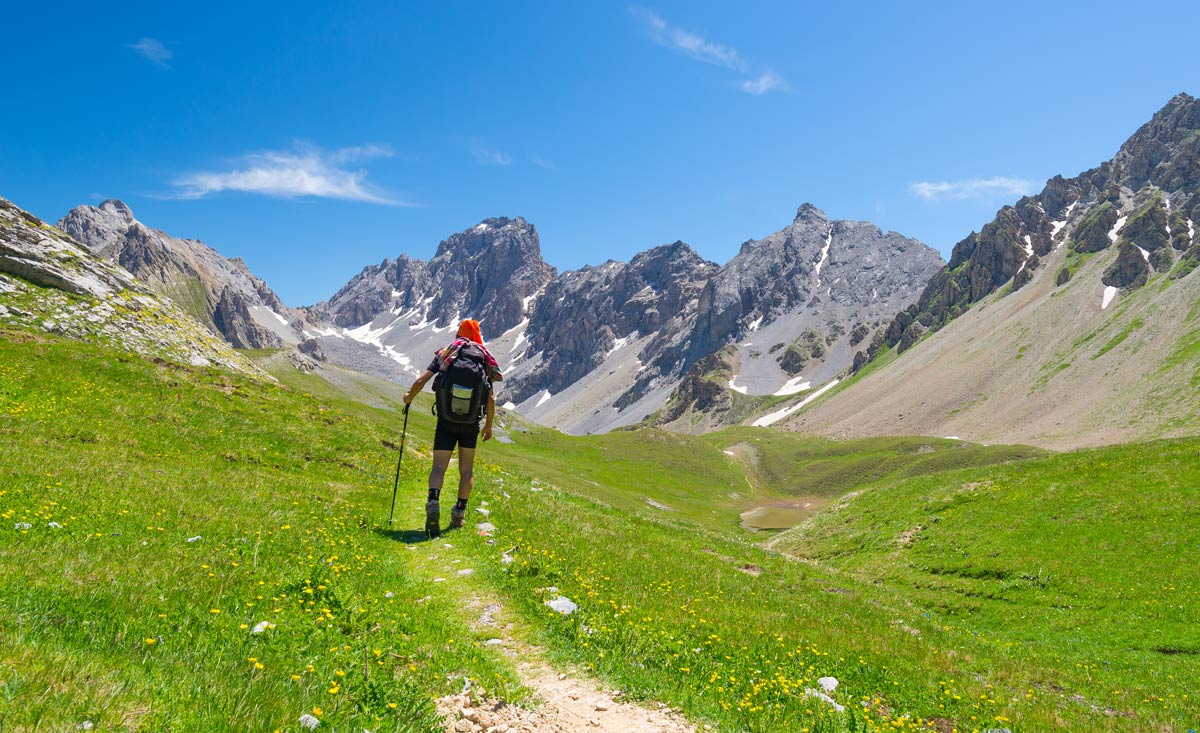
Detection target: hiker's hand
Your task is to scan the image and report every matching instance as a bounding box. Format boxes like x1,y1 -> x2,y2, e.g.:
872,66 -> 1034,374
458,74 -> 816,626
482,425 -> 493,442
403,392 -> 413,406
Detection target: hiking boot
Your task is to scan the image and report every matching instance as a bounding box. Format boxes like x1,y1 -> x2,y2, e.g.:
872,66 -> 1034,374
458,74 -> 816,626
424,500 -> 440,538
450,506 -> 466,529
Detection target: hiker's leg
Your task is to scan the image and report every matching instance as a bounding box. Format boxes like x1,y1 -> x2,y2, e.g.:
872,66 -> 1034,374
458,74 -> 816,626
428,450 -> 453,499
456,447 -> 475,502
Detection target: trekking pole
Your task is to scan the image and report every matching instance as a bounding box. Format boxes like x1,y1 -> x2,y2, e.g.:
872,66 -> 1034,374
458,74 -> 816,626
387,404 -> 410,525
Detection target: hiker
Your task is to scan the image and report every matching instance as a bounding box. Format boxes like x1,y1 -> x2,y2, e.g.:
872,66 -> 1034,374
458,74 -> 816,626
403,318 -> 502,537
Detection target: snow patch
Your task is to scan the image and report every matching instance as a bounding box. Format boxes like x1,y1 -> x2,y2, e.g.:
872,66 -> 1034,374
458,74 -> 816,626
1022,234 -> 1034,258
1102,285 -> 1119,310
1189,219 -> 1195,243
431,316 -> 458,334
345,319 -> 414,367
1050,202 -> 1079,249
535,390 -> 553,408
747,315 -> 764,333
507,319 -> 530,354
473,223 -> 491,233
1108,215 -> 1128,243
773,376 -> 812,396
752,379 -> 840,427
727,375 -> 749,394
1137,246 -> 1150,263
502,401 -> 516,410
814,225 -> 833,284
606,334 -> 634,358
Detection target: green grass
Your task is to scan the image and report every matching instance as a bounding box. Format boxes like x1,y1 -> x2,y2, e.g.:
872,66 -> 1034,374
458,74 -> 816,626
771,440 -> 1200,728
700,429 -> 1041,498
2,328 -> 1198,732
0,332 -> 521,732
161,277 -> 211,327
1092,317 -> 1145,360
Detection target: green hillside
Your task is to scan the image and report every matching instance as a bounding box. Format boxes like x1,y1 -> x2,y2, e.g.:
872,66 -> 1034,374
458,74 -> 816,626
1,329 -> 1197,731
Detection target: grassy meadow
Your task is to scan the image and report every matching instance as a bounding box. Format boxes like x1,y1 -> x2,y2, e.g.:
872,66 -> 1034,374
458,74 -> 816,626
1,327 -> 1198,731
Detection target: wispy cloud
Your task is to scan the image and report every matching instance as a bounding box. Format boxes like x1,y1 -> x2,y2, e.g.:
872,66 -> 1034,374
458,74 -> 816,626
909,176 -> 1038,202
129,37 -> 172,67
632,6 -> 744,71
471,141 -> 512,167
532,156 -> 556,170
631,6 -> 785,94
170,143 -> 409,205
741,71 -> 785,95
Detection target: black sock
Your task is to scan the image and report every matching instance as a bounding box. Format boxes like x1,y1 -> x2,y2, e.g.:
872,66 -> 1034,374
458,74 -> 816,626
427,488 -> 440,502
454,498 -> 468,511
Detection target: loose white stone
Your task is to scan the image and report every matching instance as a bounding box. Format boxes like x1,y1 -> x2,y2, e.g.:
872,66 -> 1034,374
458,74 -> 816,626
298,713 -> 320,729
545,596 -> 578,615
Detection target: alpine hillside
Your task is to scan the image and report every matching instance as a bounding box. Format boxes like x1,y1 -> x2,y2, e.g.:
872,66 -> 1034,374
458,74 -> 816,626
783,92 -> 1200,449
0,196 -> 265,377
60,199 -> 306,350
310,206 -> 942,433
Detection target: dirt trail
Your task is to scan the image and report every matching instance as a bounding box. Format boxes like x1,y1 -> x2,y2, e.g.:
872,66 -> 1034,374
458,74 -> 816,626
436,594 -> 695,733
437,659 -> 696,733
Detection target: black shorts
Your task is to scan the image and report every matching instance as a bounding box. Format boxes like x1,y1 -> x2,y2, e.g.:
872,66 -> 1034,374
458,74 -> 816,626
433,420 -> 480,451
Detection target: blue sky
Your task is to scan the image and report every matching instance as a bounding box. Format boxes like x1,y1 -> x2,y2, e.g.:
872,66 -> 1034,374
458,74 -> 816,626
2,1 -> 1198,306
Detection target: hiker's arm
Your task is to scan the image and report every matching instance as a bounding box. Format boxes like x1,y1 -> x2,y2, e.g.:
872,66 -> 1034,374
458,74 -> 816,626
403,370 -> 435,405
482,391 -> 495,441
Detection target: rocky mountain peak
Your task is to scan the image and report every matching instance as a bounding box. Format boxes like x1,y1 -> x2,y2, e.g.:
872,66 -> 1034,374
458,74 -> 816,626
432,216 -> 535,259
319,216 -> 555,334
97,199 -> 135,222
793,202 -> 828,223
1110,92 -> 1200,193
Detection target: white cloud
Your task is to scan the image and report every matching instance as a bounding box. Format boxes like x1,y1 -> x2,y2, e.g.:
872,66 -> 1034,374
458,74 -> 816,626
532,156 -> 556,170
632,7 -> 744,71
909,176 -> 1038,202
741,71 -> 785,95
171,143 -> 408,205
327,143 -> 395,163
129,37 -> 172,67
471,141 -> 512,167
631,6 -> 785,94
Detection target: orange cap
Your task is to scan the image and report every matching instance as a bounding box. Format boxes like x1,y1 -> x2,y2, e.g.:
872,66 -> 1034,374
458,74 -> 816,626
456,318 -> 483,345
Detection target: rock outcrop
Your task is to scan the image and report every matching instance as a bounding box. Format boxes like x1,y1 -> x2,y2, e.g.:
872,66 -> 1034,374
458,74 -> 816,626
0,196 -> 266,377
876,92 -> 1200,360
59,200 -> 301,349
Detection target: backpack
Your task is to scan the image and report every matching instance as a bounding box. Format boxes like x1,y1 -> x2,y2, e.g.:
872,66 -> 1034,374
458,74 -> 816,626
432,342 -> 491,425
